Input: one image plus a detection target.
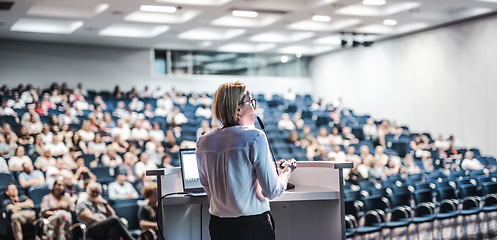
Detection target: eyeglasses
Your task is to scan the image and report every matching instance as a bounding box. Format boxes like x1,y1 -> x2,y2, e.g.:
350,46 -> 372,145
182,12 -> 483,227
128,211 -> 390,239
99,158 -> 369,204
91,190 -> 101,195
243,99 -> 257,108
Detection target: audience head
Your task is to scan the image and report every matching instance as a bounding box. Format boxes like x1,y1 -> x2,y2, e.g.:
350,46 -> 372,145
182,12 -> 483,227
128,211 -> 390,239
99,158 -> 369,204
333,145 -> 341,153
62,172 -> 73,186
87,182 -> 102,200
116,173 -> 126,185
139,152 -> 149,163
162,153 -> 171,166
374,146 -> 384,155
55,157 -> 66,170
6,184 -> 18,198
22,162 -> 33,174
465,151 -> 474,160
360,145 -> 370,155
302,126 -> 311,134
15,146 -> 25,157
331,127 -> 339,135
366,118 -> 374,125
347,146 -> 356,155
143,183 -> 158,205
318,128 -> 328,137
52,179 -> 66,198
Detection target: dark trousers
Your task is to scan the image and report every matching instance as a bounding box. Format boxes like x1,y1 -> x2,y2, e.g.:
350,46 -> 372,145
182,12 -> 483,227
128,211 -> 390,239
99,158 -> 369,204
86,216 -> 135,240
209,211 -> 275,240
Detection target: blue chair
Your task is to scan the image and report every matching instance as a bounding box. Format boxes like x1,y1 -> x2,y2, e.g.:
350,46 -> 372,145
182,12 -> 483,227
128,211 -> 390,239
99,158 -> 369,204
0,173 -> 16,190
411,189 -> 436,225
482,182 -> 497,212
435,187 -> 459,219
458,184 -> 482,215
28,187 -> 51,209
90,167 -> 114,184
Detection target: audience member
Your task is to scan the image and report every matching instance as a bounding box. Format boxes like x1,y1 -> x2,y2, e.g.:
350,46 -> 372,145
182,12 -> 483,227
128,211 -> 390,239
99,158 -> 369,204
76,182 -> 135,240
73,157 -> 97,186
108,173 -> 139,200
292,112 -> 305,129
117,153 -> 138,183
368,158 -> 386,183
101,146 -> 123,168
316,128 -> 331,146
0,100 -> 16,116
63,172 -> 83,203
135,152 -> 158,180
159,153 -> 174,168
7,92 -> 25,109
34,146 -> 56,171
40,124 -> 54,144
286,131 -> 301,146
78,121 -> 95,142
131,120 -> 149,141
461,152 -> 484,170
40,180 -> 74,240
195,104 -> 212,119
401,154 -> 420,174
46,158 -> 74,188
113,101 -> 127,119
9,146 -> 31,171
129,97 -> 144,112
111,119 -> 131,140
139,183 -> 158,237
58,108 -> 79,125
164,130 -> 180,153
87,133 -> 106,156
47,134 -> 69,156
148,122 -> 165,142
4,183 -> 36,240
328,145 -> 346,162
18,162 -> 45,189
312,146 -> 329,161
329,127 -> 343,145
341,127 -> 359,146
196,120 -> 212,138
299,126 -> 314,146
278,113 -> 296,130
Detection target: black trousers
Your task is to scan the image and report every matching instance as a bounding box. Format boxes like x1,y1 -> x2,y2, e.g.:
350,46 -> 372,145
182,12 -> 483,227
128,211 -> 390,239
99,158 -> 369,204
209,211 -> 275,240
86,216 -> 135,240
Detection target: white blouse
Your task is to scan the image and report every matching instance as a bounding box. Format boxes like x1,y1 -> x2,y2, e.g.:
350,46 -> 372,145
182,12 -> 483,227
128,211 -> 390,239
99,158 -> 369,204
196,125 -> 286,218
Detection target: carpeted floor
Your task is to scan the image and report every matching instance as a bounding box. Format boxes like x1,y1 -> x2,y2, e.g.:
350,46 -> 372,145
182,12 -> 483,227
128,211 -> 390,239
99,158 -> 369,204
348,211 -> 497,240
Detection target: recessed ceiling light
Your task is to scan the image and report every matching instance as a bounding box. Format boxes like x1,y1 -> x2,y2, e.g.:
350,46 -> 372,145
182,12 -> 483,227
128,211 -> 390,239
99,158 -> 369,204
140,5 -> 177,13
280,56 -> 288,63
296,53 -> 302,58
312,15 -> 331,22
363,0 -> 386,6
232,10 -> 258,18
383,19 -> 397,25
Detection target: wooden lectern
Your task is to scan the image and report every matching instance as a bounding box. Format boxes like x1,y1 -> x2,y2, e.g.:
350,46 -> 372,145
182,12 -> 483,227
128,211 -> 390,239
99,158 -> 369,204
147,161 -> 352,240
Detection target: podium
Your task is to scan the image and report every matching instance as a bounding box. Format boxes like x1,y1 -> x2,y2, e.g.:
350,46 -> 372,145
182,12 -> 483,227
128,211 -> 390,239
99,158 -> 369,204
147,161 -> 352,240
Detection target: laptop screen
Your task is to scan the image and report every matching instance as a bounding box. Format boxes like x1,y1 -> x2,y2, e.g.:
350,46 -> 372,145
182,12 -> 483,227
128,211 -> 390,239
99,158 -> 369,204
179,148 -> 203,191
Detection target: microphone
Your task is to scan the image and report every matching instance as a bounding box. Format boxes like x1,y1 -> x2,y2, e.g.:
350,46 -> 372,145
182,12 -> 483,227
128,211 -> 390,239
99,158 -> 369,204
257,116 -> 295,190
257,116 -> 279,175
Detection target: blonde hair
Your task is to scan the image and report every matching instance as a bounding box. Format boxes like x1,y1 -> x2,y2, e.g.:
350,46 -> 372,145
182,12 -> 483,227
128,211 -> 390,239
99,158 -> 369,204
212,81 -> 247,128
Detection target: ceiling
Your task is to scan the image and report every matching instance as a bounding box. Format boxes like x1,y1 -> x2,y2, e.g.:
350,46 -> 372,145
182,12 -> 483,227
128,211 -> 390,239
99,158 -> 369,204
0,0 -> 496,56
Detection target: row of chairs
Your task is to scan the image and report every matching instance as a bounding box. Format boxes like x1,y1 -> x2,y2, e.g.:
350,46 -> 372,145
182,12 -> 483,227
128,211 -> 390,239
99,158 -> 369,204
344,170 -> 497,238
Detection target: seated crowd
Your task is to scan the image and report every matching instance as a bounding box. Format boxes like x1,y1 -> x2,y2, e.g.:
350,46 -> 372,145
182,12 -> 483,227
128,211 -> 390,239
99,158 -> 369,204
0,82 -> 492,239
0,82 -> 217,239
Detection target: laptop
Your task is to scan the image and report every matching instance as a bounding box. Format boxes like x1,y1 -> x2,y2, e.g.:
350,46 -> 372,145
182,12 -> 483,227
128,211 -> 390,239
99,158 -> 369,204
179,148 -> 207,197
